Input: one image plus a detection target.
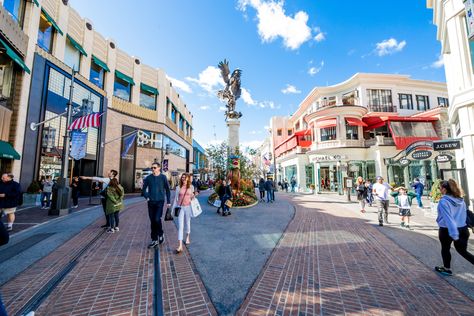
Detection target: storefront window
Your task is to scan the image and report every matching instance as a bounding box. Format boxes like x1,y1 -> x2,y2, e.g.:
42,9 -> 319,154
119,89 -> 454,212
0,56 -> 14,107
3,0 -> 25,26
38,12 -> 54,53
345,123 -> 358,140
139,89 -> 156,110
284,165 -> 297,182
90,61 -> 104,89
114,75 -> 131,101
64,38 -> 81,71
320,127 -> 336,141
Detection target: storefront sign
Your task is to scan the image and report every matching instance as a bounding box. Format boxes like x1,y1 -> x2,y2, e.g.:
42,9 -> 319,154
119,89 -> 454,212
433,140 -> 461,151
399,157 -> 411,166
465,0 -> 474,39
412,150 -> 432,160
405,141 -> 433,155
70,131 -> 87,160
436,154 -> 453,163
311,155 -> 346,162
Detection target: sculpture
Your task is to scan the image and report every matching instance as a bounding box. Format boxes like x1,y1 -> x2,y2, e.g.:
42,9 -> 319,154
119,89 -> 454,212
217,59 -> 243,120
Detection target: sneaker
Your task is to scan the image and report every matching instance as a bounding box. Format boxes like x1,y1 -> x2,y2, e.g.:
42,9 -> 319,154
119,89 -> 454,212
435,266 -> 452,276
114,227 -> 119,232
106,228 -> 114,233
158,235 -> 165,245
405,225 -> 411,230
400,222 -> 405,228
100,224 -> 108,228
72,205 -> 78,209
148,240 -> 158,248
6,226 -> 12,232
378,222 -> 383,227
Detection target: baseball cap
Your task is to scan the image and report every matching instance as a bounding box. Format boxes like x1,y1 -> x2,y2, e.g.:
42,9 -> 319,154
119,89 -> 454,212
376,176 -> 383,181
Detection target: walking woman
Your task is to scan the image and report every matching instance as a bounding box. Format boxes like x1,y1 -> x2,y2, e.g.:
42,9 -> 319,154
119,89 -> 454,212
173,173 -> 196,253
356,176 -> 368,213
105,178 -> 124,233
435,179 -> 474,276
258,178 -> 265,202
71,176 -> 80,208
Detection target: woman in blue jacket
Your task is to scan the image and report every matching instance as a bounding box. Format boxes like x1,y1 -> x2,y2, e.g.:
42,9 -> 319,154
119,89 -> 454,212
435,179 -> 474,276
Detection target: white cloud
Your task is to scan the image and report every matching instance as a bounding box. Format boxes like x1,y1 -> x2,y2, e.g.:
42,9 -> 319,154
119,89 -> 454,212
375,38 -> 407,56
281,84 -> 301,94
241,140 -> 263,150
308,60 -> 324,76
241,88 -> 257,105
186,66 -> 223,93
347,49 -> 356,56
264,125 -> 270,130
431,55 -> 444,68
199,105 -> 210,110
218,106 -> 227,112
238,0 -> 318,50
166,75 -> 192,93
249,130 -> 262,135
258,100 -> 275,109
313,27 -> 325,42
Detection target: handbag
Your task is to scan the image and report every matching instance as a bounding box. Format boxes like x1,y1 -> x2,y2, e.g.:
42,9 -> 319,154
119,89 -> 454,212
164,207 -> 173,221
225,199 -> 233,208
191,198 -> 202,217
174,187 -> 189,217
213,199 -> 221,208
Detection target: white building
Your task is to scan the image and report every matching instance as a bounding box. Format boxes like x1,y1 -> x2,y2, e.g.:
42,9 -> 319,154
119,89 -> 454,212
271,73 -> 451,193
427,0 -> 474,206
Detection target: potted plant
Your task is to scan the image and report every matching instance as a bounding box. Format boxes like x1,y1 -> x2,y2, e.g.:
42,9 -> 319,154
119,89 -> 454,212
23,181 -> 42,206
429,179 -> 442,217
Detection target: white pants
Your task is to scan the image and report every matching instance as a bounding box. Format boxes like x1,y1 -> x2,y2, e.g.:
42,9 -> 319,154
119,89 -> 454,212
178,205 -> 192,241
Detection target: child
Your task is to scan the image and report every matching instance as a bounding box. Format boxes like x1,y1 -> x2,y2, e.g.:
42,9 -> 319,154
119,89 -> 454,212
397,187 -> 412,229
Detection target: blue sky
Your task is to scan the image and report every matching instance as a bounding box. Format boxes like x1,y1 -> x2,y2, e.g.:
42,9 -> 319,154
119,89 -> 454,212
69,0 -> 443,149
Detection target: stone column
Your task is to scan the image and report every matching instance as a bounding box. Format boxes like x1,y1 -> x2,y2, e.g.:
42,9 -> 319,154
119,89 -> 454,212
388,164 -> 394,185
431,160 -> 438,182
227,119 -> 240,154
403,165 -> 410,188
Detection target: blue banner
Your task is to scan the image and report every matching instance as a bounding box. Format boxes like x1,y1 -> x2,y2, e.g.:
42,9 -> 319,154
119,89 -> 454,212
121,132 -> 137,158
70,131 -> 87,160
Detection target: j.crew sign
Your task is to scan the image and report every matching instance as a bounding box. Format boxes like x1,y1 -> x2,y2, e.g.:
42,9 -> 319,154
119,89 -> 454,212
433,140 -> 461,151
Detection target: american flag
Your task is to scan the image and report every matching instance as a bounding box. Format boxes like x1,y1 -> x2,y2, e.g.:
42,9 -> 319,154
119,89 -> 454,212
68,113 -> 102,130
263,155 -> 271,166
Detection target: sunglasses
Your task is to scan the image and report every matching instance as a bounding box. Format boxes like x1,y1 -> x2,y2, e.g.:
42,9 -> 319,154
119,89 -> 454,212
152,167 -> 159,169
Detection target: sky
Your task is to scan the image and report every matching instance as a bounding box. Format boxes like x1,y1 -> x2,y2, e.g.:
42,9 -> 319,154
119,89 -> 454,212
69,0 -> 444,150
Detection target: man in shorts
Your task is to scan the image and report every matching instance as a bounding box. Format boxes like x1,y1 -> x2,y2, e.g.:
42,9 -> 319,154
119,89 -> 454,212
0,173 -> 22,232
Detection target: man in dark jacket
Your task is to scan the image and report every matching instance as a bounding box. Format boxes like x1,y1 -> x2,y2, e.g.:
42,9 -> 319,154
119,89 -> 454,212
143,162 -> 171,248
0,219 -> 8,316
0,173 -> 22,232
411,178 -> 425,208
264,178 -> 274,203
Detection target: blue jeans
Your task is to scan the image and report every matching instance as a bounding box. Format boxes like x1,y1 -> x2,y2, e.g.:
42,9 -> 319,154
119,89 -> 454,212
416,194 -> 423,207
266,190 -> 273,202
0,293 -> 7,316
41,192 -> 52,207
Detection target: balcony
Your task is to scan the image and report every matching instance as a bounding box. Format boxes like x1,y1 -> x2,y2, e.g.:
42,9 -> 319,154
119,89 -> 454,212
368,104 -> 397,112
365,136 -> 395,147
311,139 -> 365,151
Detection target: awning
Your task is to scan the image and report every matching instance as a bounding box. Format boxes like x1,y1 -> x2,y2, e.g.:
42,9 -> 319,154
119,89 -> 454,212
92,55 -> 110,72
67,34 -> 87,56
0,141 -> 20,160
33,0 -> 39,7
315,118 -> 337,129
364,115 -> 438,130
0,37 -> 30,74
346,117 -> 367,127
388,121 -> 440,150
115,70 -> 135,85
41,8 -> 63,36
140,83 -> 159,95
294,129 -> 311,136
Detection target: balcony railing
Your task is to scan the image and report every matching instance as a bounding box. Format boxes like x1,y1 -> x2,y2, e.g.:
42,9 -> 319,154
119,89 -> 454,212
368,104 -> 397,112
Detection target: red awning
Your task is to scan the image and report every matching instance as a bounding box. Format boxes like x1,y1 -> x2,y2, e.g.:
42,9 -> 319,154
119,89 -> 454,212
315,118 -> 337,129
388,121 -> 440,150
346,117 -> 368,127
363,115 -> 438,130
294,129 -> 311,136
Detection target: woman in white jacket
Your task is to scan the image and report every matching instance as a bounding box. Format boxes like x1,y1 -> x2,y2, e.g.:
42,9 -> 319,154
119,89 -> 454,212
435,179 -> 474,276
172,173 -> 196,254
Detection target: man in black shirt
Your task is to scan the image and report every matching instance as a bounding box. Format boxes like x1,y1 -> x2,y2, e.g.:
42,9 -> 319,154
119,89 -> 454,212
142,162 -> 171,248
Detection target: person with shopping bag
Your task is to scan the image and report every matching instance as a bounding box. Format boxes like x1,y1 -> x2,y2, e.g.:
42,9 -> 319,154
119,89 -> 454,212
172,173 -> 196,254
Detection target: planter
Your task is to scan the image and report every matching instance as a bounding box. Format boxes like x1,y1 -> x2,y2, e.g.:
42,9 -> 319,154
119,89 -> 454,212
23,193 -> 41,207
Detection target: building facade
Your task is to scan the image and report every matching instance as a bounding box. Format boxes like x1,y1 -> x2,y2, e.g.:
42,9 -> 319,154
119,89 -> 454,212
427,0 -> 474,206
0,0 -> 194,193
272,73 -> 451,193
192,139 -> 208,180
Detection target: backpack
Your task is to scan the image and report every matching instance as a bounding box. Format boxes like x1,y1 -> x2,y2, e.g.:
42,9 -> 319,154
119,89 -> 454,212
467,209 -> 474,231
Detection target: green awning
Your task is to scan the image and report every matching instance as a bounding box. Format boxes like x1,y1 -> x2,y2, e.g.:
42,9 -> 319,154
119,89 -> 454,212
92,55 -> 109,72
0,38 -> 30,74
67,34 -> 87,56
140,83 -> 158,95
41,8 -> 63,36
0,141 -> 20,160
115,70 -> 135,85
33,0 -> 39,7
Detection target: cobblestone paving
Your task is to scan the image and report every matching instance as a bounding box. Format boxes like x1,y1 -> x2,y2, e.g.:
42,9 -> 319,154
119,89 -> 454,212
238,195 -> 474,316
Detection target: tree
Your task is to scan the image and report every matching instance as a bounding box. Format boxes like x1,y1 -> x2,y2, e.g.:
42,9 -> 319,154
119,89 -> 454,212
206,142 -> 228,179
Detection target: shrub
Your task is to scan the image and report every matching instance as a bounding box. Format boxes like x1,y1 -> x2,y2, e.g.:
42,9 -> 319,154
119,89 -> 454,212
27,181 -> 41,194
430,179 -> 442,203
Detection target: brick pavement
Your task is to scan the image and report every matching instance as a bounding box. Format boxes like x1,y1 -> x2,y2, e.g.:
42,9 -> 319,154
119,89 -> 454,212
238,194 -> 474,316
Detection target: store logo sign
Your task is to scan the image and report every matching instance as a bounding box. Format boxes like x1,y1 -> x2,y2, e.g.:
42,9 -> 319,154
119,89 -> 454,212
436,154 -> 453,163
412,150 -> 432,160
399,157 -> 411,166
433,140 -> 461,151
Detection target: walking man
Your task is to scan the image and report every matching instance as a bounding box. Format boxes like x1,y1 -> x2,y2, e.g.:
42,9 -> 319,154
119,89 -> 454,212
80,170 -> 118,228
0,173 -> 22,232
40,176 -> 53,209
142,162 -> 171,248
372,176 -> 392,226
411,177 -> 425,208
264,178 -> 274,203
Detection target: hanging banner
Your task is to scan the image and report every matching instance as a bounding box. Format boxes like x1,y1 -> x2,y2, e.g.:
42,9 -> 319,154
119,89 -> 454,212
163,159 -> 169,172
465,0 -> 474,39
70,131 -> 87,160
121,132 -> 137,159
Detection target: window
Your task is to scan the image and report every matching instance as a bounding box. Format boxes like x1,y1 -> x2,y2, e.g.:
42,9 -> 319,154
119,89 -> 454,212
179,117 -> 185,130
64,38 -> 81,71
113,75 -> 131,101
171,107 -> 177,123
295,122 -> 300,131
288,129 -> 293,136
455,119 -> 461,137
0,56 -> 14,107
38,12 -> 54,53
139,89 -> 157,110
345,122 -> 358,140
389,122 -> 438,138
320,127 -> 336,141
367,89 -> 393,111
416,95 -> 430,111
277,129 -> 282,136
3,0 -> 25,26
90,61 -> 104,89
398,94 -> 413,110
437,97 -> 449,107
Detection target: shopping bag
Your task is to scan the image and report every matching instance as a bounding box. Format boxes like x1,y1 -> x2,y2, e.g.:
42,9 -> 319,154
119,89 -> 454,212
213,199 -> 221,208
191,198 -> 202,217
225,199 -> 233,208
164,207 -> 174,221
